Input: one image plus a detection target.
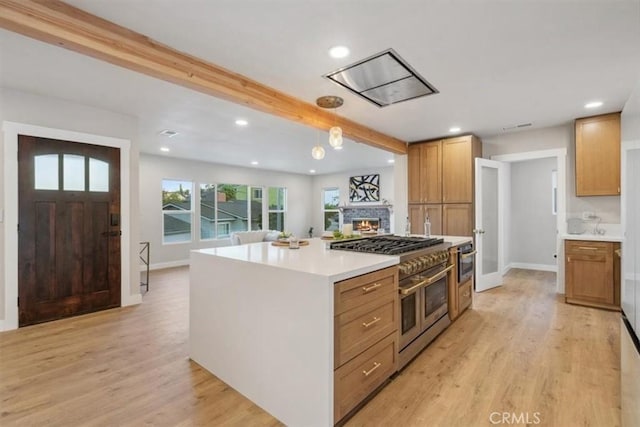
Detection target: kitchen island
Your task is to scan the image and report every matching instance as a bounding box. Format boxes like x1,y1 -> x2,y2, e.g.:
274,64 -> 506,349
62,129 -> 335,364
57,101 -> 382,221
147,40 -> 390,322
189,238 -> 399,427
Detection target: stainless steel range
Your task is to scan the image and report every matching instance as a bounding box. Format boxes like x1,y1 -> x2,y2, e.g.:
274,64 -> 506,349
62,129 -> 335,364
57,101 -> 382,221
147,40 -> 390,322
330,235 -> 453,369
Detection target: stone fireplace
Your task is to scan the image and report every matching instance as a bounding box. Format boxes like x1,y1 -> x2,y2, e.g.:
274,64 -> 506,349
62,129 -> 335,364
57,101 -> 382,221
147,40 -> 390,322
352,218 -> 380,232
341,206 -> 391,234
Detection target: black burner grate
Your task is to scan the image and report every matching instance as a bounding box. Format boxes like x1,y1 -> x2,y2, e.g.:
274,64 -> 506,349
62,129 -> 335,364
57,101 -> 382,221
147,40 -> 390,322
330,236 -> 444,255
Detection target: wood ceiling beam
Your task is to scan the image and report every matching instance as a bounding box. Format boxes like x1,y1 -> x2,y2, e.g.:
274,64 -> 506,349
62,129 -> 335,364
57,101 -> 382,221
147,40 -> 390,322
0,0 -> 408,154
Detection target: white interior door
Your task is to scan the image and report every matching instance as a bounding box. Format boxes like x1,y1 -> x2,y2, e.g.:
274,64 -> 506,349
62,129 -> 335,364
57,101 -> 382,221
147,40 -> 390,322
474,158 -> 504,292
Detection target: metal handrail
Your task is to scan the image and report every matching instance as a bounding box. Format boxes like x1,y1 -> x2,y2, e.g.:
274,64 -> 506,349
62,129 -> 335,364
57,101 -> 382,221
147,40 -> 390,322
140,241 -> 150,293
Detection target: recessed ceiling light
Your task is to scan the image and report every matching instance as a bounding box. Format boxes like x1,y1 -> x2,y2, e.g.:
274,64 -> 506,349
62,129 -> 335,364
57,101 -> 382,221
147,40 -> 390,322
328,45 -> 350,59
160,147 -> 170,152
309,169 -> 316,174
388,159 -> 395,164
585,101 -> 603,109
449,127 -> 461,133
334,145 -> 343,150
250,161 -> 259,166
235,119 -> 249,126
159,129 -> 179,137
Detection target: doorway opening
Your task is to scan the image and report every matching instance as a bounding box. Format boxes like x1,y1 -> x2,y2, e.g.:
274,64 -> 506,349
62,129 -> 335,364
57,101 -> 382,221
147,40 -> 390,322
491,149 -> 567,293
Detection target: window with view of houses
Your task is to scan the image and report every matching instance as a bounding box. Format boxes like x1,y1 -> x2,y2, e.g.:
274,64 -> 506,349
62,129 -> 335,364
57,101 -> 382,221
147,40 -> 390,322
323,188 -> 340,231
162,179 -> 193,243
164,180 -> 287,242
268,187 -> 286,231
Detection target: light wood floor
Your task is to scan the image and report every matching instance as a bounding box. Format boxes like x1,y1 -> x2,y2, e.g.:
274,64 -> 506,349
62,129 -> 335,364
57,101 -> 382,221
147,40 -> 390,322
0,268 -> 620,426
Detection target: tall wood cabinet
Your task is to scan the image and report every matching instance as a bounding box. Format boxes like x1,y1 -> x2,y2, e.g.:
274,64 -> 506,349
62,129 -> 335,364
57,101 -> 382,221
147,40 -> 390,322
408,135 -> 482,236
575,112 -> 621,196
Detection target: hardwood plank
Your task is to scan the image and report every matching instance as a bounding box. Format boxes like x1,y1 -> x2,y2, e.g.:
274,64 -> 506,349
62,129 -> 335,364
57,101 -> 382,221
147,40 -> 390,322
0,0 -> 407,154
0,267 -> 620,426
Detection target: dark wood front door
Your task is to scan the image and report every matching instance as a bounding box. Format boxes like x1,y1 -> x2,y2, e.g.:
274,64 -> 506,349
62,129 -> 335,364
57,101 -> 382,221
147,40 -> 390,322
18,135 -> 121,327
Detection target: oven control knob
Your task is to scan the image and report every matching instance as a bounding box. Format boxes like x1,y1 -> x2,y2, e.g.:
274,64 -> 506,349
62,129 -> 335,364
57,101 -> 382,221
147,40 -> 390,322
399,264 -> 410,275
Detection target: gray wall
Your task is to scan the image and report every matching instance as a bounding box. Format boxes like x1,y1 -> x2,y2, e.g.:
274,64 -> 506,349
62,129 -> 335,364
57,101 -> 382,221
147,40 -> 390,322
139,153 -> 314,267
484,123 -> 621,224
0,87 -> 140,323
509,158 -> 557,268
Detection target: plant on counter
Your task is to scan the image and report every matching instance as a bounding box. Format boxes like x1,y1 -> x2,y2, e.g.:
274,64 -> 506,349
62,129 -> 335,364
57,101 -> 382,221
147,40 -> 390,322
332,230 -> 359,240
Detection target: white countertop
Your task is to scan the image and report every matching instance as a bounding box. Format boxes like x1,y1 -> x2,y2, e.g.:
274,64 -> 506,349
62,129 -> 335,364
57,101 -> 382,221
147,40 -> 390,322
561,223 -> 622,242
433,235 -> 473,246
407,234 -> 472,246
194,238 -> 399,282
561,233 -> 623,242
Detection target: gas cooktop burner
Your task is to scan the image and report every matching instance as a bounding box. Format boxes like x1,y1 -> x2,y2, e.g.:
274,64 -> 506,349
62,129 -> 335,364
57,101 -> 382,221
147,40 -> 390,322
329,235 -> 444,255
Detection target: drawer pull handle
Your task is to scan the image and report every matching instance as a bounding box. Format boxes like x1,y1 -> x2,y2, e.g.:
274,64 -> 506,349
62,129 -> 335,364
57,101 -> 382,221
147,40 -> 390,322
362,317 -> 381,328
362,362 -> 381,377
615,249 -> 622,258
463,291 -> 470,298
362,283 -> 382,293
578,246 -> 599,251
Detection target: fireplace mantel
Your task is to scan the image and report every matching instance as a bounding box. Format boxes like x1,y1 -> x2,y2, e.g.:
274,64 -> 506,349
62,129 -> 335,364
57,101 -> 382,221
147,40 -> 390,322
338,202 -> 393,213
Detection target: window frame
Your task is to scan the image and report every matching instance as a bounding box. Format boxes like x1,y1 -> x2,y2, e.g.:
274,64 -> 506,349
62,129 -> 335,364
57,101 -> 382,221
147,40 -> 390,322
322,187 -> 341,232
162,179 -> 194,245
267,187 -> 287,232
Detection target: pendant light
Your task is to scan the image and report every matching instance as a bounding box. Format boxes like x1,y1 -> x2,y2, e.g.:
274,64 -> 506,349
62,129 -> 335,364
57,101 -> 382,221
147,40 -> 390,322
317,96 -> 344,150
311,128 -> 325,160
311,144 -> 325,160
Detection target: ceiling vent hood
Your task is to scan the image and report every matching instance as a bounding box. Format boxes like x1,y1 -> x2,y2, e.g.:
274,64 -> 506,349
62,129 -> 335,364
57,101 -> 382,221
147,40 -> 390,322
324,49 -> 438,108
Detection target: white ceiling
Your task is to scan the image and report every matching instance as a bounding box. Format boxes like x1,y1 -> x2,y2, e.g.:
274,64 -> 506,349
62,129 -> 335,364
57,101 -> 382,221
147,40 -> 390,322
1,0 -> 640,175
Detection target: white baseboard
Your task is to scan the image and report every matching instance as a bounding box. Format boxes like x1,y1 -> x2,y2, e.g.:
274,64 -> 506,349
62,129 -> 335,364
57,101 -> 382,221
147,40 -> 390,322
502,265 -> 512,276
122,293 -> 142,306
509,262 -> 558,273
144,259 -> 190,271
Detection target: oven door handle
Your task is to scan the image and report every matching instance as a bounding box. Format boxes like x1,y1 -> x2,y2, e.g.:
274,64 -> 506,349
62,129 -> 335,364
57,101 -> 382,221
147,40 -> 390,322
400,264 -> 454,295
460,250 -> 477,259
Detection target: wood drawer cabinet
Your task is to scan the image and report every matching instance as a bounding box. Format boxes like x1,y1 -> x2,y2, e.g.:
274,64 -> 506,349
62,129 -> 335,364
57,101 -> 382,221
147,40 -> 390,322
575,112 -> 621,196
333,266 -> 399,423
334,295 -> 397,367
334,333 -> 398,422
447,245 -> 473,321
458,279 -> 472,312
407,135 -> 481,237
335,267 -> 396,315
565,240 -> 620,310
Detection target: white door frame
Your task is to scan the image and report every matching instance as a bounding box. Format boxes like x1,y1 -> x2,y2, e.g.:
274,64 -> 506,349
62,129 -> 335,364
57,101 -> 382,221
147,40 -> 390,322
2,121 -> 139,331
491,148 -> 567,294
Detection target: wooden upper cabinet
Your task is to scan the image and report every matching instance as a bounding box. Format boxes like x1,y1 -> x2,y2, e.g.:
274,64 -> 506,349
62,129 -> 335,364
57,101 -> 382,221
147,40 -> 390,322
442,136 -> 480,203
407,144 -> 423,203
407,142 -> 441,203
575,112 -> 621,196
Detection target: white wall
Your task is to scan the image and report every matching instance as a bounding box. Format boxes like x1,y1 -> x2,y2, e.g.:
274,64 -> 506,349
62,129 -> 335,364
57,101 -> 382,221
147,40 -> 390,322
484,123 -> 621,224
310,166 -> 396,234
0,88 -> 140,326
140,153 -> 313,268
509,158 -> 557,269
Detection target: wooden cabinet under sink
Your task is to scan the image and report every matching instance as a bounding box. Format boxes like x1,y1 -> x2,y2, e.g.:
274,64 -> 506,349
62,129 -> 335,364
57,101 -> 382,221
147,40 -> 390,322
565,240 -> 620,310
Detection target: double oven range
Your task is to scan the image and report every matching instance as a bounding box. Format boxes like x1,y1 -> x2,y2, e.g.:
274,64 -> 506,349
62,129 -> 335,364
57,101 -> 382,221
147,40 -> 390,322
330,235 -> 453,369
